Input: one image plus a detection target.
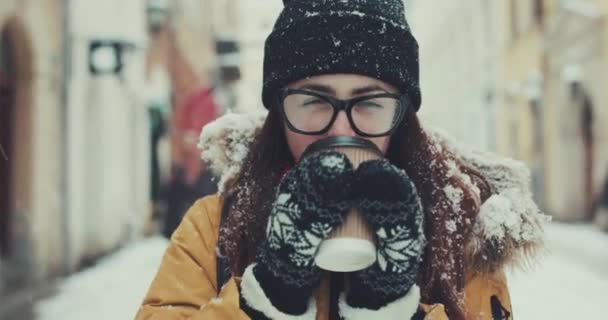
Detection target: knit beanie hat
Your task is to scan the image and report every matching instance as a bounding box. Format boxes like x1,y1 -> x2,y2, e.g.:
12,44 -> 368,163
262,0 -> 421,111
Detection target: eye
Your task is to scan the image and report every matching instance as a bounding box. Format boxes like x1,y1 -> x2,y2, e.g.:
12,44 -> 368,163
358,101 -> 383,108
355,100 -> 384,110
302,98 -> 324,106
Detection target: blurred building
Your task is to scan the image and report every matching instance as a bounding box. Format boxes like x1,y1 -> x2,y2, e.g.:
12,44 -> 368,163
233,1 -> 282,112
1,0 -> 243,301
1,0 -> 66,298
494,0 -> 547,210
1,0 -> 152,300
408,0 -> 500,151
0,0 -> 237,313
410,0 -> 608,225
497,0 -> 608,223
65,0 -> 151,273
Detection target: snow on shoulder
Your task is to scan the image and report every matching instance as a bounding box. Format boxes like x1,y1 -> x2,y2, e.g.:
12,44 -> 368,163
198,110 -> 267,194
427,127 -> 551,272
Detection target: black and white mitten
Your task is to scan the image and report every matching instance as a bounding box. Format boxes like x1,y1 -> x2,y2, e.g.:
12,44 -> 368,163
342,159 -> 425,317
240,151 -> 355,318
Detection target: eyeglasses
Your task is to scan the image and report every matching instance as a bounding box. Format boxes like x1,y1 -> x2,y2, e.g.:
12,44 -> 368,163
277,88 -> 410,137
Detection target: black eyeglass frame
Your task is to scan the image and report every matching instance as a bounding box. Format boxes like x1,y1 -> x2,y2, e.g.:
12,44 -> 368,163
276,88 -> 411,137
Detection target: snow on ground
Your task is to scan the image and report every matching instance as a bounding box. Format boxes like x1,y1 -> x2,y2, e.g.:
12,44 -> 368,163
508,222 -> 607,319
34,223 -> 606,319
34,237 -> 168,320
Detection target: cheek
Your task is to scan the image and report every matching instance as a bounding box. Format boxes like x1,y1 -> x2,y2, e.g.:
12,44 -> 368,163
285,129 -> 322,162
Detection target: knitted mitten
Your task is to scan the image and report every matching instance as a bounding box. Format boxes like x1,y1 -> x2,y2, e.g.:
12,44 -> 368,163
241,151 -> 355,317
346,159 -> 426,310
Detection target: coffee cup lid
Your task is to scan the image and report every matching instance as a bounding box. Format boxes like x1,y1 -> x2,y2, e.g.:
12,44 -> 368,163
302,136 -> 383,159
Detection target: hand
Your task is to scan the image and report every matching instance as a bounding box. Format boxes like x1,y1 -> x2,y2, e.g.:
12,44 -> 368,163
249,151 -> 355,315
346,159 -> 426,310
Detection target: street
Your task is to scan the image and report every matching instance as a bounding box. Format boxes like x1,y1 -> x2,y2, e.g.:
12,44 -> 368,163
31,222 -> 606,319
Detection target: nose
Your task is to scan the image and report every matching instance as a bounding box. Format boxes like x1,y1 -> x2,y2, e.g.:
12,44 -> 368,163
327,111 -> 356,137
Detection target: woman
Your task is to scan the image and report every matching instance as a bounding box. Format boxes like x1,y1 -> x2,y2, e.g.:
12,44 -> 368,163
136,1 -> 547,319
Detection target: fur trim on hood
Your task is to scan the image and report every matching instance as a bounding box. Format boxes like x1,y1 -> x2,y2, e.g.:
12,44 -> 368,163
198,112 -> 550,274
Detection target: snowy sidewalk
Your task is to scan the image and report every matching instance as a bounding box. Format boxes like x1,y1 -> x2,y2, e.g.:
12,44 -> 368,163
508,222 -> 607,319
34,237 -> 169,320
33,223 -> 607,319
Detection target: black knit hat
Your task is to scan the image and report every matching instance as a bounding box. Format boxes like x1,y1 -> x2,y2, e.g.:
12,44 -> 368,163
262,0 -> 421,111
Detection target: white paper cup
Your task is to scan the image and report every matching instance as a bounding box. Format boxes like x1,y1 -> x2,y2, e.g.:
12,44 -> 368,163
304,137 -> 381,272
315,209 -> 376,272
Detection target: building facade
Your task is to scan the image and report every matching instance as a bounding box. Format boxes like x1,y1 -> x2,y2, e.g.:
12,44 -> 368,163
498,0 -> 608,222
407,0 -> 500,151
0,0 -> 169,309
230,1 -> 282,112
1,0 -> 68,297
409,0 -> 608,223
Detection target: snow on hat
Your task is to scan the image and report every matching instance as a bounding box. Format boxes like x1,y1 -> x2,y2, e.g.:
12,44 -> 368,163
262,0 -> 421,111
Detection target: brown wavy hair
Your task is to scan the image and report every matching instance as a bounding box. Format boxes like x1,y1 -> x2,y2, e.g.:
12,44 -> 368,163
219,110 -> 493,320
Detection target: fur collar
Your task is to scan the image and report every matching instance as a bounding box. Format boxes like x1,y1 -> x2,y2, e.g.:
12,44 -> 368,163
198,112 -> 550,273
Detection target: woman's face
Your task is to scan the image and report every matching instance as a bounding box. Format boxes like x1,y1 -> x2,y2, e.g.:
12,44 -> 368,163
283,74 -> 397,162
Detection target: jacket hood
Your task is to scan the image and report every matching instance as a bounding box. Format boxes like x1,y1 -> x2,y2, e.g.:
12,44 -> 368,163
198,112 -> 550,274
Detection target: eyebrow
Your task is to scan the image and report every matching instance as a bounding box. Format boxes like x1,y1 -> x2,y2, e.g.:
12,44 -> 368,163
297,84 -> 389,95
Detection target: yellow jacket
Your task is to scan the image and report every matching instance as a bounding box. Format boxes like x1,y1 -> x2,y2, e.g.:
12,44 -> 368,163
135,195 -> 514,320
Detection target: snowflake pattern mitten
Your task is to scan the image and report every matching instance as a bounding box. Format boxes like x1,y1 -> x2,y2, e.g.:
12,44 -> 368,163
346,159 -> 426,310
243,151 -> 355,316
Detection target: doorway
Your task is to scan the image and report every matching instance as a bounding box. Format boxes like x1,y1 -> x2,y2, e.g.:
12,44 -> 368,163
0,20 -> 16,257
0,16 -> 34,258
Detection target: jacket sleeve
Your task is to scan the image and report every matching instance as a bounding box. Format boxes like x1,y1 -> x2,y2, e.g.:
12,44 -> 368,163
463,270 -> 513,320
410,270 -> 512,320
134,196 -> 250,320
